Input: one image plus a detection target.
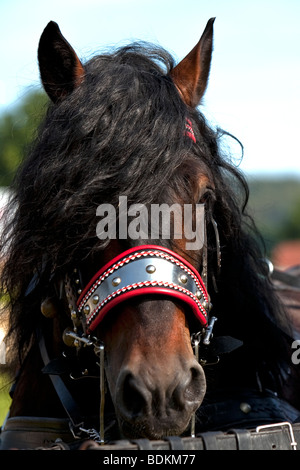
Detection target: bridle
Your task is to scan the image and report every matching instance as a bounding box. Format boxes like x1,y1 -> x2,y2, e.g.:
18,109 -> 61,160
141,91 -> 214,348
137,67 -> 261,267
60,232 -> 221,443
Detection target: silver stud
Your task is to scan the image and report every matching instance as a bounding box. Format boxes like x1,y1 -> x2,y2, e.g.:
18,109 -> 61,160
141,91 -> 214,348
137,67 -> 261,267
202,300 -> 209,310
75,278 -> 80,284
146,265 -> 156,274
83,305 -> 90,315
77,289 -> 82,295
196,290 -> 203,299
112,277 -> 121,287
179,273 -> 188,284
240,402 -> 251,414
92,294 -> 100,304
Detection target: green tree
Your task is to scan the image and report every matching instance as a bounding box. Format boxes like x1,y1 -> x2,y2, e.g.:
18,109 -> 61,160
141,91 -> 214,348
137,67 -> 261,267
248,178 -> 300,254
0,90 -> 48,186
277,197 -> 300,241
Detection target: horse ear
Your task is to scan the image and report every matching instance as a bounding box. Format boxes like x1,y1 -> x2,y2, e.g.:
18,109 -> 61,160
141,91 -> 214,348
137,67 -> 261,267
38,21 -> 85,103
170,18 -> 215,108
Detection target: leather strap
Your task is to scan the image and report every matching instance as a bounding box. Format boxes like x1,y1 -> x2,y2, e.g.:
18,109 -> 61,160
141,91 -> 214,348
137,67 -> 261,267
2,419 -> 300,450
85,423 -> 300,450
164,436 -> 185,450
229,428 -> 253,450
199,431 -> 223,450
131,438 -> 154,450
38,333 -> 84,430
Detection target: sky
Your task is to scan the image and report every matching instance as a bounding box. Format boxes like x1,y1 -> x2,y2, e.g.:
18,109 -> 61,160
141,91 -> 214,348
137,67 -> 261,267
0,0 -> 299,177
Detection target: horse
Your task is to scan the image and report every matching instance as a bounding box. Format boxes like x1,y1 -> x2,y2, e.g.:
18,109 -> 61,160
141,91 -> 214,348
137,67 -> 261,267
1,18 -> 300,450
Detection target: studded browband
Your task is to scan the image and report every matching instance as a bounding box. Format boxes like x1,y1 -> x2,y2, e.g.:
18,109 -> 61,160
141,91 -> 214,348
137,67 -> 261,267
77,245 -> 210,333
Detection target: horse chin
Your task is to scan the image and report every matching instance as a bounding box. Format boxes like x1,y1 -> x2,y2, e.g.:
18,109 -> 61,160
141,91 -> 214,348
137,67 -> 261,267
118,416 -> 193,440
115,398 -> 204,440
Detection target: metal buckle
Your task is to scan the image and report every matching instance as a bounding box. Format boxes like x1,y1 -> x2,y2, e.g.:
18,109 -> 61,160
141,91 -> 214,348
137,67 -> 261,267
78,427 -> 102,444
256,421 -> 298,450
68,421 -> 102,444
202,316 -> 217,345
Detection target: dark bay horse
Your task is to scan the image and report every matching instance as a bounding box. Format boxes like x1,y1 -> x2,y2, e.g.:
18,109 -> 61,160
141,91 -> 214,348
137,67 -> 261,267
1,18 -> 300,449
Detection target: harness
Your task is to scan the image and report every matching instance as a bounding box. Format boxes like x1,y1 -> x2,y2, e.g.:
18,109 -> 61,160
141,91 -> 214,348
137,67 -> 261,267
16,248 -> 298,449
1,239 -> 222,449
7,216 -> 296,448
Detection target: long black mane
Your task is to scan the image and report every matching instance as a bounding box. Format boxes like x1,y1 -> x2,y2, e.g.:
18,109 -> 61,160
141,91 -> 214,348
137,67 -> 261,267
0,42 -> 296,402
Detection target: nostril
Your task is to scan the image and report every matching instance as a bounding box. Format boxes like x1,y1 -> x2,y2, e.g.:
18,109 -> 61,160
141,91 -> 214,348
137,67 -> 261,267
183,365 -> 206,405
123,374 -> 145,416
117,372 -> 149,419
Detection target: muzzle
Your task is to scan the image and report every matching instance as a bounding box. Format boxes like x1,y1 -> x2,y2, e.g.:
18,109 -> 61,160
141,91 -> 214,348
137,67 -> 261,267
77,245 -> 210,333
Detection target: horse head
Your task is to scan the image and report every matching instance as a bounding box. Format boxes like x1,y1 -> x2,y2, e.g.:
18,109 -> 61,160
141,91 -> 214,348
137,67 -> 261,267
34,19 -> 216,439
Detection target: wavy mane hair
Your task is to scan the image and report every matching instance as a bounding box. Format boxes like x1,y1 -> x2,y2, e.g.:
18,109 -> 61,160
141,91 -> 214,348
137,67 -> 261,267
0,38 -> 293,395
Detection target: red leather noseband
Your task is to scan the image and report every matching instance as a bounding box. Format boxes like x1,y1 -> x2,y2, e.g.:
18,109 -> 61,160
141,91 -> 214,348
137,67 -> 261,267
77,245 -> 210,333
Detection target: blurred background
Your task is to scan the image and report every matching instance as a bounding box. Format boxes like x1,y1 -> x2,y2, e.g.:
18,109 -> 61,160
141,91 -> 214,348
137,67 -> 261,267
0,0 -> 299,422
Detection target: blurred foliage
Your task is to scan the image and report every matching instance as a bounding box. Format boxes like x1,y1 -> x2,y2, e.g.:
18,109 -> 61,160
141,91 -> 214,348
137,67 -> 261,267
278,196 -> 300,240
248,178 -> 300,255
0,371 -> 11,425
0,89 -> 48,186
